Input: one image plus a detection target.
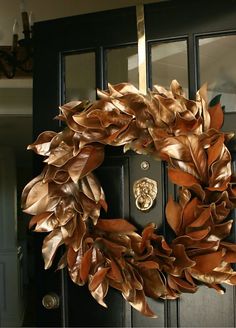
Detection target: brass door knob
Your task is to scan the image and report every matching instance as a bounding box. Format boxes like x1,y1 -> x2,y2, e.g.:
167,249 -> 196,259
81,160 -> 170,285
42,293 -> 60,309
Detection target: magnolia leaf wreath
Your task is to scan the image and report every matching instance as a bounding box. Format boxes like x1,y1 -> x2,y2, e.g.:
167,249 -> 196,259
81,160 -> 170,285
22,80 -> 236,318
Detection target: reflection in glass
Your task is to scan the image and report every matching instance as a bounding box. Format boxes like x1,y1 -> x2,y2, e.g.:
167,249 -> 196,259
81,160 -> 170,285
199,35 -> 236,112
106,46 -> 138,88
151,40 -> 188,95
65,52 -> 96,102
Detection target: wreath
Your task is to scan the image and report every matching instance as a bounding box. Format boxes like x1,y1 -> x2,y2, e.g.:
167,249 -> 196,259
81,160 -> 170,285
22,80 -> 236,318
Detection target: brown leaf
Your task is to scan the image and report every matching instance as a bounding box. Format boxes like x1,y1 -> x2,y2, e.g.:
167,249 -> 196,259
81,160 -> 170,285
45,142 -> 74,167
171,244 -> 196,276
137,261 -> 160,270
34,213 -> 59,232
57,252 -> 68,270
196,83 -> 210,131
70,219 -> 86,252
187,134 -> 207,182
42,229 -> 63,269
67,246 -> 77,268
125,289 -> 157,318
22,175 -> 48,209
91,280 -> 109,308
80,247 -> 93,282
80,173 -> 102,203
187,227 -> 210,240
182,197 -> 200,228
29,211 -> 53,229
192,251 -> 223,273
209,103 -> 224,130
188,207 -> 212,228
141,223 -> 156,245
107,259 -> 123,282
165,196 -> 182,234
139,267 -> 166,298
207,134 -> 224,166
68,144 -> 104,183
211,220 -> 233,240
170,276 -> 197,293
99,238 -> 127,258
168,167 -> 200,187
79,193 -> 101,224
89,267 -> 110,292
96,219 -> 136,233
28,131 -> 57,155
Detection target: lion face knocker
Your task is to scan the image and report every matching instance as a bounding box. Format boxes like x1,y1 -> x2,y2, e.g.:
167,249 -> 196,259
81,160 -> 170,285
133,177 -> 158,211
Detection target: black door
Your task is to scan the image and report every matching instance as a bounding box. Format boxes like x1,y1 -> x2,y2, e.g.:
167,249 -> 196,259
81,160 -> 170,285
32,1 -> 236,327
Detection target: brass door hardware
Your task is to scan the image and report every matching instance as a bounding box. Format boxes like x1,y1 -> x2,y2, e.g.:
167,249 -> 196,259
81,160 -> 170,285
133,177 -> 158,211
42,293 -> 60,310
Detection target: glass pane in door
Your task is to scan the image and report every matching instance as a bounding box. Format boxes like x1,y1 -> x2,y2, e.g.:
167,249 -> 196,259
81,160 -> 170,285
106,45 -> 138,88
64,52 -> 96,102
151,40 -> 188,95
199,35 -> 236,112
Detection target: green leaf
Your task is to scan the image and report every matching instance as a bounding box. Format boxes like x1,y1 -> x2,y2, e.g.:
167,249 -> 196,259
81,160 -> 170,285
209,94 -> 221,107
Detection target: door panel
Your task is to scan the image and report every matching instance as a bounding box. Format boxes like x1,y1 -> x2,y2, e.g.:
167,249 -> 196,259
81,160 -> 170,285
64,52 -> 96,101
198,34 -> 236,112
106,45 -> 138,88
33,1 -> 236,327
179,287 -> 235,328
150,40 -> 189,94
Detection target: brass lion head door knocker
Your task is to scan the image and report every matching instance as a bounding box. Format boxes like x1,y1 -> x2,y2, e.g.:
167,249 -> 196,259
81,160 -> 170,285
133,177 -> 158,211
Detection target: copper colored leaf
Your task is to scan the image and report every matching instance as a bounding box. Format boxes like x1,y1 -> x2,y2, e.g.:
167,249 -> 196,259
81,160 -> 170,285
68,144 -> 104,183
80,247 -> 93,282
70,220 -> 86,252
187,134 -> 207,182
192,251 -> 223,273
34,213 -> 59,232
46,142 -> 74,167
182,197 -> 200,228
171,244 -> 196,275
108,259 -> 123,282
28,131 -> 57,155
141,223 -> 156,247
23,177 -> 48,210
42,229 -> 63,269
29,211 -> 53,229
139,267 -> 166,298
170,276 -> 197,293
91,280 -> 109,308
168,167 -> 200,187
188,207 -> 212,228
126,289 -> 157,318
207,134 -> 224,166
223,250 -> 236,263
137,261 -> 160,270
166,196 -> 182,234
187,227 -> 210,240
89,267 -> 110,292
79,193 -> 101,224
209,103 -> 224,130
57,252 -> 68,270
211,220 -> 233,240
99,238 -> 127,258
67,246 -> 77,268
196,83 -> 210,131
80,173 -> 102,203
22,172 -> 44,207
24,194 -> 59,216
96,219 -> 136,233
